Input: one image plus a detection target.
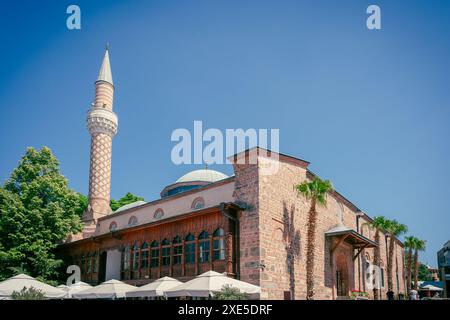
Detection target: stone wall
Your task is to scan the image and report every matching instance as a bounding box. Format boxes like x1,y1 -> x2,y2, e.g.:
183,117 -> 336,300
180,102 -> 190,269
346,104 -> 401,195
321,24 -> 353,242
233,151 -> 405,300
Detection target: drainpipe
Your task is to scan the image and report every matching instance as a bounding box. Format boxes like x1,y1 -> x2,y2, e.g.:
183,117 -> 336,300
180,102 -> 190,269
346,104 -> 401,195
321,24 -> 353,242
356,211 -> 363,291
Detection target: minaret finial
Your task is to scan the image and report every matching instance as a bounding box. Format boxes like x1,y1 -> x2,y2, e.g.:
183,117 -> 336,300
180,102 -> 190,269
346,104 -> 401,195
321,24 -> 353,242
97,45 -> 113,85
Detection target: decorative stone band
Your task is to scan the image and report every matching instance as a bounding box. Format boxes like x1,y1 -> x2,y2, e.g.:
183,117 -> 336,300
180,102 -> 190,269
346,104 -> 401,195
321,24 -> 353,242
87,107 -> 118,137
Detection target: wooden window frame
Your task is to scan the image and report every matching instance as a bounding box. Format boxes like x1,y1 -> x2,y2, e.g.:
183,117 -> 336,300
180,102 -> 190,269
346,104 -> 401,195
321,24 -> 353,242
198,231 -> 211,263
213,228 -> 225,261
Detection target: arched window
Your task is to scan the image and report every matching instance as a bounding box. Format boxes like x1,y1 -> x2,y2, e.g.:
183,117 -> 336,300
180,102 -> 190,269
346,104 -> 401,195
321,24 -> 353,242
128,216 -> 138,226
141,242 -> 149,269
380,260 -> 385,288
154,209 -> 164,219
92,252 -> 98,273
109,221 -> 118,231
185,233 -> 196,264
122,246 -> 131,271
80,254 -> 85,274
198,231 -> 210,263
86,253 -> 92,273
199,231 -> 209,239
213,228 -> 225,260
132,242 -> 140,271
150,241 -> 159,268
71,255 -> 78,267
173,236 -> 182,265
161,239 -> 171,266
191,197 -> 205,210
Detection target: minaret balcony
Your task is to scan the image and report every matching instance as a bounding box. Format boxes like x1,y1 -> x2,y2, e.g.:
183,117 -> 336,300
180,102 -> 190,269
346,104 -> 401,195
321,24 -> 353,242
87,107 -> 118,136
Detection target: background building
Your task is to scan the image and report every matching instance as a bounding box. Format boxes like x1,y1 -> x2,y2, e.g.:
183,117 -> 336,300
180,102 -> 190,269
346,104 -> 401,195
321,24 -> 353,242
437,240 -> 450,298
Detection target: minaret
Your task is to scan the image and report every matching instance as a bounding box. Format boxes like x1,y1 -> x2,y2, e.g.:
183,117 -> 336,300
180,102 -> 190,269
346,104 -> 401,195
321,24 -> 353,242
82,46 -> 118,237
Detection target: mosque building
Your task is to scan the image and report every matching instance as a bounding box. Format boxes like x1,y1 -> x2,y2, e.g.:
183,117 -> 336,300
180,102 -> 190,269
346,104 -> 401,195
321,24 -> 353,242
59,49 -> 406,300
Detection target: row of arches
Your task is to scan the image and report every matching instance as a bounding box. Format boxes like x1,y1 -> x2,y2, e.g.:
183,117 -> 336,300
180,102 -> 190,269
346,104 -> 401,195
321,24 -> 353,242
73,252 -> 97,275
109,198 -> 206,231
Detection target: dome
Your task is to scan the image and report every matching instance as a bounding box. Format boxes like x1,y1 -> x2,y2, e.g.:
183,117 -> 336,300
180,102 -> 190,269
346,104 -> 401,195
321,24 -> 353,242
175,169 -> 228,183
161,169 -> 229,198
114,200 -> 147,213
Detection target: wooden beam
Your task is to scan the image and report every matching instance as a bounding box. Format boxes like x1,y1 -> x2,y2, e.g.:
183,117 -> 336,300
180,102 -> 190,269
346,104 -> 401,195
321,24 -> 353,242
330,234 -> 349,256
353,244 -> 368,261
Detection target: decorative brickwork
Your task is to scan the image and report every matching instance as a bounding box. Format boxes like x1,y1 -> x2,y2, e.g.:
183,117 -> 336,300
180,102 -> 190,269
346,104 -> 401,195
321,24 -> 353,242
82,51 -> 118,237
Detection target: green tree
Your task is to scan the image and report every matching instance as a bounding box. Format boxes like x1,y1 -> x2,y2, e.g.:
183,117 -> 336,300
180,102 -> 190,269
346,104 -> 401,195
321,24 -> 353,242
371,216 -> 390,300
296,177 -> 333,300
76,193 -> 88,218
417,263 -> 433,282
213,285 -> 249,300
385,219 -> 407,292
110,192 -> 144,211
0,147 -> 83,281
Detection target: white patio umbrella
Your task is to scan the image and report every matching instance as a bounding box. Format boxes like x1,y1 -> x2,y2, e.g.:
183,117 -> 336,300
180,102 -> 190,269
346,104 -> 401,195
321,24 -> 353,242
59,281 -> 93,298
72,279 -> 136,299
57,284 -> 70,290
126,277 -> 183,298
420,284 -> 443,291
165,271 -> 260,298
0,274 -> 67,299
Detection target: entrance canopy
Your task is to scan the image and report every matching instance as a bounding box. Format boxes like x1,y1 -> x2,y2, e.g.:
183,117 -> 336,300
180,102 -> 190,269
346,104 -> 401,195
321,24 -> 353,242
326,225 -> 378,260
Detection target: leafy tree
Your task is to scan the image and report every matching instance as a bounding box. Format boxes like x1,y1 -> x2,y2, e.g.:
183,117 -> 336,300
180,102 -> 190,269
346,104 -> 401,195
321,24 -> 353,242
76,193 -> 88,218
110,192 -> 144,211
385,219 -> 407,292
296,177 -> 333,300
213,285 -> 248,300
11,286 -> 46,300
0,147 -> 83,281
417,263 -> 433,282
371,216 -> 390,300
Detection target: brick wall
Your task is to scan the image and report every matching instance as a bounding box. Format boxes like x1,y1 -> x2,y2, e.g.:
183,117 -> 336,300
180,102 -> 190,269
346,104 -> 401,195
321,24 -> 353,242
233,152 -> 405,300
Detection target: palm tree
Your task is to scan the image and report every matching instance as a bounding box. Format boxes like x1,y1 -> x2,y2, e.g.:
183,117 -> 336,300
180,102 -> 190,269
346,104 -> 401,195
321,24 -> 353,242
404,236 -> 416,295
385,220 -> 407,293
413,239 -> 426,290
371,216 -> 389,300
296,177 -> 332,300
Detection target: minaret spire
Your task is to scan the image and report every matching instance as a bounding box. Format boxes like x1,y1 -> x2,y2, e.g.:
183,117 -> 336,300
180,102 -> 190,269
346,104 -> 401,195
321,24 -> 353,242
97,45 -> 113,85
82,46 -> 118,237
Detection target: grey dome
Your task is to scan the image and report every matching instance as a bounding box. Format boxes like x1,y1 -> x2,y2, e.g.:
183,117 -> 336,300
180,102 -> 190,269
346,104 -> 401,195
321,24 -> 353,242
175,169 -> 228,183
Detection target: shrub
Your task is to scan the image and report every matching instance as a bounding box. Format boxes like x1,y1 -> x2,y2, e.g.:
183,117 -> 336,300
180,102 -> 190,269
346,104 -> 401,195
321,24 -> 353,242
213,285 -> 248,300
11,287 -> 46,300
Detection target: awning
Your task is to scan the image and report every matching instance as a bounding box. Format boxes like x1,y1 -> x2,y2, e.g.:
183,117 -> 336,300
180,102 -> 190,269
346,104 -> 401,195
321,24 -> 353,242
420,284 -> 443,291
326,225 -> 378,248
326,225 -> 378,261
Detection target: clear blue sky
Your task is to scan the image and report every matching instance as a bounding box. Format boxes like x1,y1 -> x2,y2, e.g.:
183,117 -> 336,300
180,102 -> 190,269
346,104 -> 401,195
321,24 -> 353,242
0,0 -> 449,265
